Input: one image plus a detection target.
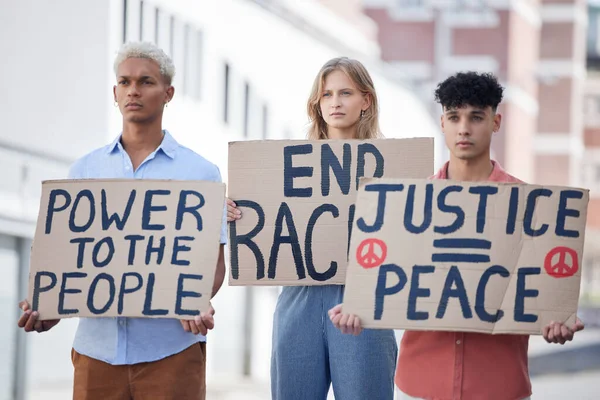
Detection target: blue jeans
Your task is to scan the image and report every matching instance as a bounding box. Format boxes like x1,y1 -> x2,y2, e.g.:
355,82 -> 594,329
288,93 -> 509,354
271,285 -> 398,400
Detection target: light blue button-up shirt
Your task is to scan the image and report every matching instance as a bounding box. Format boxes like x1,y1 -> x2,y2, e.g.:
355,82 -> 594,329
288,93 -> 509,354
69,130 -> 227,365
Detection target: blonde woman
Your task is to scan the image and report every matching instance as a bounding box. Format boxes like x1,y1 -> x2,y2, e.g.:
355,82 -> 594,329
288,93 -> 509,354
228,57 -> 397,400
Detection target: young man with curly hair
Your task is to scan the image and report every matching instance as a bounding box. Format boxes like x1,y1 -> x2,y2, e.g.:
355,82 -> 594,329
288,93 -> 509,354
329,71 -> 584,400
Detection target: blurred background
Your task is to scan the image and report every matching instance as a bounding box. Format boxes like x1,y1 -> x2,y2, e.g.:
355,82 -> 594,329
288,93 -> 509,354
0,0 -> 599,398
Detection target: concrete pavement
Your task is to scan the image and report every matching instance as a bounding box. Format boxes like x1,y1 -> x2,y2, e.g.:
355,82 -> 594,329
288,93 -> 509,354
25,329 -> 600,400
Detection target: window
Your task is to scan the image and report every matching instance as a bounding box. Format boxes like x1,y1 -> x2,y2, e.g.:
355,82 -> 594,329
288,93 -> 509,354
160,18 -> 203,100
155,9 -> 170,55
139,0 -> 144,41
138,0 -> 157,42
588,7 -> 600,58
223,63 -> 230,124
154,7 -> 159,43
243,82 -> 250,138
582,157 -> 600,190
584,95 -> 600,126
123,0 -> 142,43
169,18 -> 186,90
181,24 -> 203,100
122,0 -> 128,43
194,30 -> 204,100
183,24 -> 190,96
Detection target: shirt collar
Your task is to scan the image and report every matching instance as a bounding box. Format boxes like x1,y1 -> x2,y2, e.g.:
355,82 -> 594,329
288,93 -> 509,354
434,160 -> 503,180
157,130 -> 177,159
106,129 -> 178,159
106,134 -> 122,154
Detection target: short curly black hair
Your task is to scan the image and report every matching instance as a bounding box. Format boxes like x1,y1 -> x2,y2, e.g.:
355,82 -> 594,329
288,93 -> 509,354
434,72 -> 504,112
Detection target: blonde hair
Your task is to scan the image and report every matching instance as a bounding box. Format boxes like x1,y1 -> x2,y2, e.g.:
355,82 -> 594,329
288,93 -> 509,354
114,42 -> 175,85
307,57 -> 381,140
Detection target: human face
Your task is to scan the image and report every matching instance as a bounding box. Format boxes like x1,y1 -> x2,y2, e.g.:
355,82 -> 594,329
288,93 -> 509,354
441,105 -> 501,161
113,57 -> 173,124
319,69 -> 370,138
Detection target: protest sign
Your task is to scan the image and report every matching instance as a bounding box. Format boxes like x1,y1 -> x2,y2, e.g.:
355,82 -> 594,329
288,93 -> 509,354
28,179 -> 225,320
342,178 -> 589,334
227,138 -> 434,286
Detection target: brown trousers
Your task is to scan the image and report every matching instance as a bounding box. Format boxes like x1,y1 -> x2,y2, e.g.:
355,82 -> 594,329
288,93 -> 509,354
71,343 -> 206,400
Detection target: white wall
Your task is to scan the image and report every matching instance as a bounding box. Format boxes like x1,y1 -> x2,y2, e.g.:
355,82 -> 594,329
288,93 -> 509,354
0,0 -> 113,234
0,2 -> 113,398
0,0 -> 112,161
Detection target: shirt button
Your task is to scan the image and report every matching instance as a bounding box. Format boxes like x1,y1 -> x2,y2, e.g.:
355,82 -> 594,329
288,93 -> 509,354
119,319 -> 126,326
456,340 -> 461,345
125,166 -> 131,171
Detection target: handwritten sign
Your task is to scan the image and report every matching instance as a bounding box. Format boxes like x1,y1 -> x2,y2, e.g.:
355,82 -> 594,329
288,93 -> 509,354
227,139 -> 434,286
28,179 -> 225,320
342,178 -> 589,335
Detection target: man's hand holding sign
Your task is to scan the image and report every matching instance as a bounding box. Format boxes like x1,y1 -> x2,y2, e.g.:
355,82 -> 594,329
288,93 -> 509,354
332,178 -> 588,341
17,300 -> 60,333
18,299 -> 217,335
19,179 -> 225,335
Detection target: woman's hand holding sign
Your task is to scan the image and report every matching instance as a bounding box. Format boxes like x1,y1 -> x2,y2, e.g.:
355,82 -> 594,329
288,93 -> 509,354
227,199 -> 242,222
328,304 -> 363,336
17,300 -> 60,333
18,296 -> 216,336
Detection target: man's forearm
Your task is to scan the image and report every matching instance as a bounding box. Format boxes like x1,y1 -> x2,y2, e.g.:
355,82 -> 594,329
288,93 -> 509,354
211,268 -> 225,298
211,245 -> 226,298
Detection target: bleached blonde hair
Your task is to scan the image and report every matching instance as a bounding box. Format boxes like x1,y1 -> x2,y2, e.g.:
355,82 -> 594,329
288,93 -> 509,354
113,41 -> 175,84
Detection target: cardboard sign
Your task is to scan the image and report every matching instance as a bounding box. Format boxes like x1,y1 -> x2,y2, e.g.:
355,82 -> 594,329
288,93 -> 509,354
227,139 -> 434,286
342,178 -> 589,335
28,179 -> 225,320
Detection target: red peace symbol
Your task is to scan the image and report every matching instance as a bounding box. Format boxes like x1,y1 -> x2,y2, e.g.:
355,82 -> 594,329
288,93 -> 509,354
356,238 -> 387,269
544,247 -> 579,278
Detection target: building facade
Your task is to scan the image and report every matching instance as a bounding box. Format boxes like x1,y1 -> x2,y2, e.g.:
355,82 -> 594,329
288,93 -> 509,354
582,0 -> 600,308
364,0 -> 588,185
0,0 -> 439,398
363,0 -> 599,309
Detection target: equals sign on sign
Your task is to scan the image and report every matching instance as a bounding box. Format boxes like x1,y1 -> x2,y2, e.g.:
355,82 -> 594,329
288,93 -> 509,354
432,239 -> 491,263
